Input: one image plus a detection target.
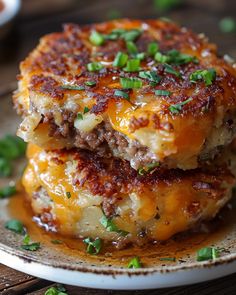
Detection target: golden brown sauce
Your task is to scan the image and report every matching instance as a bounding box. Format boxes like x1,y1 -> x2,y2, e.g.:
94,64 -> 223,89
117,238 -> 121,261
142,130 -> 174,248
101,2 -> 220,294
7,191 -> 236,267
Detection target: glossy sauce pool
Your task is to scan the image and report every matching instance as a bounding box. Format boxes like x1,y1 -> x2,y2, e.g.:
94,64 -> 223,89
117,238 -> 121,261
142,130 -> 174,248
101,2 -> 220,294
7,191 -> 236,268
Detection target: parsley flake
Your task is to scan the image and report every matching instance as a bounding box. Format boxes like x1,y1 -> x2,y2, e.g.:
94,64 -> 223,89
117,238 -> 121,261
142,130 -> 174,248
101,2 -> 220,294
127,256 -> 142,269
5,219 -> 25,235
100,214 -> 128,236
83,237 -> 102,255
197,247 -> 220,261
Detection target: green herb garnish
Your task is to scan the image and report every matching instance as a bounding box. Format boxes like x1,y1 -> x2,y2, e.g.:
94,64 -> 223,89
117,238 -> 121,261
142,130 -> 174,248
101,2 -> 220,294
155,52 -> 170,63
155,89 -> 171,96
135,52 -> 146,60
139,71 -> 161,86
127,256 -> 142,269
169,97 -> 193,114
114,90 -> 130,100
219,17 -> 236,33
83,106 -> 90,114
45,284 -> 68,295
89,30 -> 105,46
21,234 -> 40,251
121,29 -> 142,42
126,41 -> 138,55
190,68 -> 216,86
0,135 -> 26,160
87,62 -> 104,72
105,29 -> 126,41
123,59 -> 141,72
85,81 -> 96,87
197,247 -> 220,261
61,84 -> 85,91
5,219 -> 25,235
120,77 -> 142,89
164,64 -> 181,77
113,52 -> 128,67
159,257 -> 176,262
77,113 -> 83,120
66,192 -> 71,199
83,237 -> 102,255
154,0 -> 183,12
100,214 -> 128,236
147,42 -> 159,56
0,184 -> 16,199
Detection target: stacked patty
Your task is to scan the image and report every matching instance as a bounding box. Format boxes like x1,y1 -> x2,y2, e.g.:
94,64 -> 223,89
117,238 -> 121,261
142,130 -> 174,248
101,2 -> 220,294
15,19 -> 236,245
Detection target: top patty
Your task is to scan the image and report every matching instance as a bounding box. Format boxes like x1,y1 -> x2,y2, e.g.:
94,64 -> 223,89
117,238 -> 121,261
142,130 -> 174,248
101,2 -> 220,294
14,19 -> 236,170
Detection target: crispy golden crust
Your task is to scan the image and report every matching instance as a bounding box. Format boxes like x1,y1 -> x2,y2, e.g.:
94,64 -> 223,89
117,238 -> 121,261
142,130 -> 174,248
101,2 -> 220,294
14,19 -> 236,169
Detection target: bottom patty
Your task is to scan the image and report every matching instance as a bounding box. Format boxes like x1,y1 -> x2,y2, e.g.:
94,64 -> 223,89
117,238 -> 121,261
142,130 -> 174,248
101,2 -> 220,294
22,144 -> 235,245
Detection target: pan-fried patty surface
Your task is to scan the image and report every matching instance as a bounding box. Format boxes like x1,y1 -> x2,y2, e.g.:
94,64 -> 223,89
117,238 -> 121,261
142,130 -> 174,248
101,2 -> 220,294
14,19 -> 236,170
22,144 -> 235,244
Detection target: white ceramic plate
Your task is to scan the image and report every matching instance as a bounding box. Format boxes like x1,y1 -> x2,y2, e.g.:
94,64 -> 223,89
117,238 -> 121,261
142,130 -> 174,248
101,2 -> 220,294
0,92 -> 236,290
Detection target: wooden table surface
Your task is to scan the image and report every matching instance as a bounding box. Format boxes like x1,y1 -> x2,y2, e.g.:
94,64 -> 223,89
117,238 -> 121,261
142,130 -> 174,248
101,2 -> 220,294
0,0 -> 236,294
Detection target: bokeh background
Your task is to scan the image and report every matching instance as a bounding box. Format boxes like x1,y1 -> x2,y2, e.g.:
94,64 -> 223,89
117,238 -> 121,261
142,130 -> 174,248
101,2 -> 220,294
0,0 -> 235,91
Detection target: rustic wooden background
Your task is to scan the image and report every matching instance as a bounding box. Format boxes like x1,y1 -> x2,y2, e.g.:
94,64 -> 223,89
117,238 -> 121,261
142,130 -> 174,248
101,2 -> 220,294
0,0 -> 236,294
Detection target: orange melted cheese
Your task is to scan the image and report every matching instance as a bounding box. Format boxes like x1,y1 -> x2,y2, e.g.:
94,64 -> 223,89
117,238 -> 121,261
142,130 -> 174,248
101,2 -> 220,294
22,144 -> 82,235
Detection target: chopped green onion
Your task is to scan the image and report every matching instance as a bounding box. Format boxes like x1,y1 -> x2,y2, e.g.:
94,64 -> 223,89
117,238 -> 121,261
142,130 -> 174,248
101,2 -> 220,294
45,285 -> 68,295
77,113 -> 83,120
219,17 -> 236,33
21,234 -> 40,251
85,81 -> 96,87
83,106 -> 90,114
120,77 -> 143,89
87,62 -> 104,72
123,59 -> 141,72
51,239 -> 63,244
164,64 -> 181,77
169,97 -> 193,114
139,71 -> 161,86
0,157 -> 12,177
147,42 -> 159,56
83,237 -> 102,255
126,41 -> 138,55
21,242 -> 41,251
100,214 -> 128,236
114,90 -> 130,100
113,52 -> 128,67
155,89 -> 171,96
135,52 -> 146,60
190,68 -> 216,86
5,219 -> 25,235
0,185 -> 16,199
105,29 -> 126,40
23,234 -> 30,245
121,29 -> 142,42
166,49 -> 198,65
89,30 -> 105,46
61,84 -> 85,91
155,52 -> 170,63
66,192 -> 71,199
159,257 -> 176,262
127,256 -> 142,268
197,247 -> 220,261
138,162 -> 159,175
